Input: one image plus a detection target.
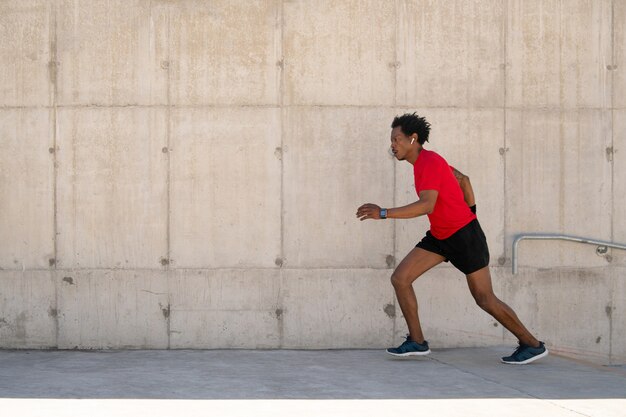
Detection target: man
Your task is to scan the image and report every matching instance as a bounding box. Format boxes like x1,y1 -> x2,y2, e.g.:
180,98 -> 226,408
356,113 -> 548,365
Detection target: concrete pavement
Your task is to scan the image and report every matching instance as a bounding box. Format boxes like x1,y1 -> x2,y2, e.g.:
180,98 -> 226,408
1,346 -> 625,416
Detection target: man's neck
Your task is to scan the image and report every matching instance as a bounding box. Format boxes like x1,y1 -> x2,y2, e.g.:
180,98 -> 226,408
407,147 -> 422,165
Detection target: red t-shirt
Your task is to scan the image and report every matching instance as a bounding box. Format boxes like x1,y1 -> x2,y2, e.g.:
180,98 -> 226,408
413,149 -> 476,239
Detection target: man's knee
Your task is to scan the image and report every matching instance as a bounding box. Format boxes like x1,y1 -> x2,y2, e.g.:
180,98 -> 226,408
391,270 -> 417,289
473,292 -> 498,312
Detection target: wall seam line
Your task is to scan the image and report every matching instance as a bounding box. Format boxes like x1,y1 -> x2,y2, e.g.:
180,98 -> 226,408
279,0 -> 285,266
51,0 -> 60,347
391,0 -> 401,342
279,0 -> 285,348
12,266 -> 411,272
4,104 -> 624,111
502,0 -> 509,344
609,0 -> 615,363
558,0 -> 565,247
165,1 -> 172,350
51,0 -> 58,271
503,0 -> 508,259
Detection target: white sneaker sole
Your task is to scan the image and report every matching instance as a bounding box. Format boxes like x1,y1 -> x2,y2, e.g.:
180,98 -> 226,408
501,348 -> 549,365
386,349 -> 431,357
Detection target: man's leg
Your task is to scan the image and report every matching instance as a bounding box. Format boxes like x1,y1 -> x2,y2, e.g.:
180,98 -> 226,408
466,266 -> 539,347
391,247 -> 445,343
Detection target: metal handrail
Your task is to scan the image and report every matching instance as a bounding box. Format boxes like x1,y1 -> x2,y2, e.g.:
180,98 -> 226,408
512,234 -> 626,274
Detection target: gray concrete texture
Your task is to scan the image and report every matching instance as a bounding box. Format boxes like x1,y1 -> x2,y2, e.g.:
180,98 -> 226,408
0,0 -> 624,365
0,348 -> 625,417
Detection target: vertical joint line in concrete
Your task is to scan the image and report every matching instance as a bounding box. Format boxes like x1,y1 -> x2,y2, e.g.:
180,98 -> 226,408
165,3 -> 172,349
608,13 -> 615,366
390,0 -> 400,342
393,0 -> 399,108
54,271 -> 59,348
50,0 -> 60,347
166,7 -> 172,270
278,0 -> 285,348
50,0 -> 59,273
557,0 -> 565,237
610,0 -> 615,243
392,0 -> 398,257
279,0 -> 285,264
502,0 -> 508,268
559,0 -> 564,106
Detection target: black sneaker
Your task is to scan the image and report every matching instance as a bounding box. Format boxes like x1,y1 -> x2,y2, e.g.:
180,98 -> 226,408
386,335 -> 431,357
501,341 -> 548,365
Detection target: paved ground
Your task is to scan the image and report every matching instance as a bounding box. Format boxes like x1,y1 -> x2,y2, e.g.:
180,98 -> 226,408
1,347 -> 625,416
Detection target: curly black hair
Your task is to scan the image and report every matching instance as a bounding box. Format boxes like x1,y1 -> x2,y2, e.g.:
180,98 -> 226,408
391,113 -> 431,145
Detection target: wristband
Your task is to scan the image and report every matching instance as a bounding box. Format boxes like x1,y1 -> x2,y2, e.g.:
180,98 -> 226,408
380,208 -> 388,219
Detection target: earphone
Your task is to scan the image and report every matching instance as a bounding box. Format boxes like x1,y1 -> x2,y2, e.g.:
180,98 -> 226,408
411,138 -> 415,145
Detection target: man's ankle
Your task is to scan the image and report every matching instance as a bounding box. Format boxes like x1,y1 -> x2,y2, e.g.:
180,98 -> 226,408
521,339 -> 542,349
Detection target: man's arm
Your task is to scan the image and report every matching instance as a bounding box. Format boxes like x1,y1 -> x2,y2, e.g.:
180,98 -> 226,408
451,167 -> 476,209
356,190 -> 438,221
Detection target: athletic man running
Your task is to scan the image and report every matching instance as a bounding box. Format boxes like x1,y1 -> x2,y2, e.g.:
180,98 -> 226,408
356,113 -> 548,365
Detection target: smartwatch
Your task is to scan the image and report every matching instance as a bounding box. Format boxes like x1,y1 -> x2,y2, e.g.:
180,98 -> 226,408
380,208 -> 388,219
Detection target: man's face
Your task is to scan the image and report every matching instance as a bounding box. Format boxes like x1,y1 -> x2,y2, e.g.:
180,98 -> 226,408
390,126 -> 414,161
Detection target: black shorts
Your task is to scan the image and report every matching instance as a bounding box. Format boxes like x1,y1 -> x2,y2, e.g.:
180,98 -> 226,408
416,219 -> 490,275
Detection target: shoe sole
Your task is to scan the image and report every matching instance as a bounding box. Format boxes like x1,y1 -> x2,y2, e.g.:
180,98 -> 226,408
386,349 -> 431,357
501,349 -> 549,365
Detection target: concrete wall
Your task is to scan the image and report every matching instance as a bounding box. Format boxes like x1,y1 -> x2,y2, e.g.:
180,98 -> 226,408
0,0 -> 624,364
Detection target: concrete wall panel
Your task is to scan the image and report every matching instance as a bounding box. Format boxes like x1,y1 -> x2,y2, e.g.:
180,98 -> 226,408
0,109 -> 54,269
559,0 -> 612,109
505,109 -> 612,268
283,0 -> 395,105
504,268 -> 612,364
56,108 -> 168,269
281,269 -> 394,349
56,270 -> 168,349
169,269 -> 281,349
394,267 -> 505,347
394,109 -> 505,264
397,0 -> 504,107
560,109 -> 613,246
506,0 -> 560,108
56,0 -> 168,106
506,0 -> 612,109
168,0 -> 280,106
0,1 -> 51,107
0,271 -> 56,348
170,108 -> 281,268
283,107 -> 395,268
